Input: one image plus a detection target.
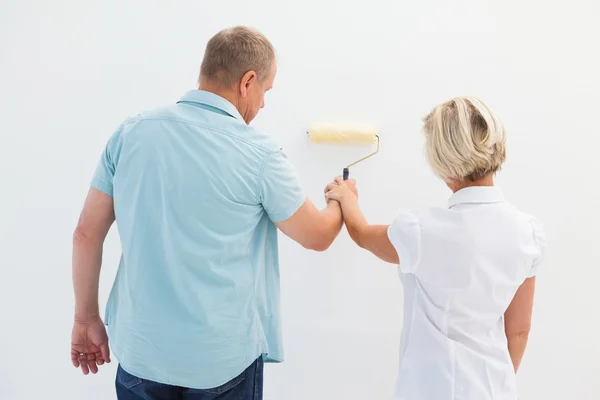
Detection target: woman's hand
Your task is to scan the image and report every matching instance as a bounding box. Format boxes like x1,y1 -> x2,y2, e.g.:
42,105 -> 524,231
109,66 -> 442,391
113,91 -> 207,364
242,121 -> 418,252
325,177 -> 358,204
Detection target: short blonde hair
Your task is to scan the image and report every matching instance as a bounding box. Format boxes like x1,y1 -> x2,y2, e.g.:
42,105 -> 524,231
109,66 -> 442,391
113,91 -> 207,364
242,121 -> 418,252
422,97 -> 506,182
199,26 -> 276,87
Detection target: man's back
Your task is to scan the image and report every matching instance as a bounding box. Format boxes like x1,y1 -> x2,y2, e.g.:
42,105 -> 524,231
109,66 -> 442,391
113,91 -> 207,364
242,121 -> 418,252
93,90 -> 306,389
72,27 -> 344,399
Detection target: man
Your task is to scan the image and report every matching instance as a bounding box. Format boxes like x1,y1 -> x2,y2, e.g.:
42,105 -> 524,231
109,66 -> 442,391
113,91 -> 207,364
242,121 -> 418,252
71,26 -> 352,399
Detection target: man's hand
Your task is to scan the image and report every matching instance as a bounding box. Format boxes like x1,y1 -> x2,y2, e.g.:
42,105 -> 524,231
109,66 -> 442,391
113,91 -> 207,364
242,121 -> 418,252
325,178 -> 358,203
71,317 -> 111,375
325,177 -> 359,204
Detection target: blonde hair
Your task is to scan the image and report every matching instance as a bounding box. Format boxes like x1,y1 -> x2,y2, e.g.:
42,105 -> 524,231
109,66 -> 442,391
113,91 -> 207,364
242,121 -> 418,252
422,97 -> 506,182
199,26 -> 276,87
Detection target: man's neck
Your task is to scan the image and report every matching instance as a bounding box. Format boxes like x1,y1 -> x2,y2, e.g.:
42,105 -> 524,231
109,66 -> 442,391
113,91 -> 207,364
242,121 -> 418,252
198,82 -> 238,109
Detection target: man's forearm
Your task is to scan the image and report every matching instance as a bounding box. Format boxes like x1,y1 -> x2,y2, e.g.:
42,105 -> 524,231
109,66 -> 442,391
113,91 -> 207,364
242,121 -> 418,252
320,200 -> 344,244
72,230 -> 104,320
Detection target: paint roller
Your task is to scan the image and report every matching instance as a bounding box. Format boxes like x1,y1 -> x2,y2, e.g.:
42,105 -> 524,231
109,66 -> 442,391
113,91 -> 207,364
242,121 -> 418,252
307,125 -> 380,180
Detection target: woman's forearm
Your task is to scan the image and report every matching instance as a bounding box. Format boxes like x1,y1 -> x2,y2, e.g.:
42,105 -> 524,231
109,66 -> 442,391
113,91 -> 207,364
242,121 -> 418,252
506,333 -> 529,372
340,200 -> 369,247
504,277 -> 535,373
340,200 -> 399,264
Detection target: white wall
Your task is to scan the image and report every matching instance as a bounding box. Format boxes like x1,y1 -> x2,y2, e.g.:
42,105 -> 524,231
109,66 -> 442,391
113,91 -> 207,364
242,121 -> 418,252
1,0 -> 599,399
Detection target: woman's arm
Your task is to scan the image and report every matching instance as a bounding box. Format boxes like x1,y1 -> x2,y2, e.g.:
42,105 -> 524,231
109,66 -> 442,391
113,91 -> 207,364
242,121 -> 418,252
504,277 -> 536,372
326,177 -> 399,264
342,203 -> 399,264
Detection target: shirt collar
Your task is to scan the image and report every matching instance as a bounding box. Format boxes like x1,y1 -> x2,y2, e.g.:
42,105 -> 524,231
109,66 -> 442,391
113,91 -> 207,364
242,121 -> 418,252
447,186 -> 505,209
177,90 -> 245,122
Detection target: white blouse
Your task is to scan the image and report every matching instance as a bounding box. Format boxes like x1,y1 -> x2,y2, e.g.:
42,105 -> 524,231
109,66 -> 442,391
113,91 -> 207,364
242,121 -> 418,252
387,186 -> 546,400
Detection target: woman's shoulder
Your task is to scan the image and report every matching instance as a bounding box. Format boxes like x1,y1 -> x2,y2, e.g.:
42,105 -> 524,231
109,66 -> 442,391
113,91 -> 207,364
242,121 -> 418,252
517,209 -> 547,254
500,204 -> 548,276
492,203 -> 548,269
503,203 -> 546,237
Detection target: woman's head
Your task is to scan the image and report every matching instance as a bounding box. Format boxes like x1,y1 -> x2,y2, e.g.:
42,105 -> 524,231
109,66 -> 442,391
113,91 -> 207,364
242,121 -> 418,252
422,97 -> 506,189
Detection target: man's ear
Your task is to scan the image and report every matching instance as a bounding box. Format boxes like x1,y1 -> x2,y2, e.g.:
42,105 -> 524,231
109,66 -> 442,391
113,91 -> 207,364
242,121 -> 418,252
239,70 -> 257,98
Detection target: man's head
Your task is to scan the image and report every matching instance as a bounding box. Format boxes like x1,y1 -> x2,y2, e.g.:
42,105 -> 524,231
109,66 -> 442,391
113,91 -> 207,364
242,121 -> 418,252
199,26 -> 276,124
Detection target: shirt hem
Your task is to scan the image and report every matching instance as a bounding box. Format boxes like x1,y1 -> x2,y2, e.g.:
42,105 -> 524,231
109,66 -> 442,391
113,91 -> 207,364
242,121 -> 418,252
268,195 -> 306,223
116,350 -> 264,390
90,177 -> 113,196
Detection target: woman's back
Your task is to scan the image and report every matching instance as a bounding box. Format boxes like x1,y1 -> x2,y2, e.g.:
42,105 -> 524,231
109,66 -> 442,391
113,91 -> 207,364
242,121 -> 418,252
389,186 -> 546,400
325,96 -> 547,399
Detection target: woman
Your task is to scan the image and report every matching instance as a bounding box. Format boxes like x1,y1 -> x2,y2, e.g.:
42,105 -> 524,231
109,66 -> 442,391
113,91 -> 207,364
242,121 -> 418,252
326,97 -> 546,400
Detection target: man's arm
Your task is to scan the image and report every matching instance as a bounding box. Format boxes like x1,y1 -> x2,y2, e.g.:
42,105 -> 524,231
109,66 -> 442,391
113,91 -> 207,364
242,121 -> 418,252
504,277 -> 536,373
73,187 -> 115,320
258,148 -> 344,252
71,187 -> 115,374
275,198 -> 343,252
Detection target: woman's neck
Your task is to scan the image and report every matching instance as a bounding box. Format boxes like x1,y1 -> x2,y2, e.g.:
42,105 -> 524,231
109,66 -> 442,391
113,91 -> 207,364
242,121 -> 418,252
449,174 -> 494,193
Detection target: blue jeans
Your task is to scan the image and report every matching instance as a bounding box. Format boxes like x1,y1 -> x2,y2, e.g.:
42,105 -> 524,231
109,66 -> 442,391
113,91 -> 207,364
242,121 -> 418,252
115,357 -> 263,400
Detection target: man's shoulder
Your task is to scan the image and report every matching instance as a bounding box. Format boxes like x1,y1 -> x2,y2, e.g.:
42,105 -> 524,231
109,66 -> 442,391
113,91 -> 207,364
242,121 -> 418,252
121,104 -> 281,155
120,104 -> 183,128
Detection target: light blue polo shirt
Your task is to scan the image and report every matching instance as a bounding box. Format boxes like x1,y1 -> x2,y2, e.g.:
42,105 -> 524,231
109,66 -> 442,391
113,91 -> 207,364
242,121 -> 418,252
91,90 -> 306,389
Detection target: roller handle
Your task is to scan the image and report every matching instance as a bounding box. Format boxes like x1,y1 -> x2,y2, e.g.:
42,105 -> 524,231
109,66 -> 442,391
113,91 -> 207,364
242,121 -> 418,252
343,168 -> 350,181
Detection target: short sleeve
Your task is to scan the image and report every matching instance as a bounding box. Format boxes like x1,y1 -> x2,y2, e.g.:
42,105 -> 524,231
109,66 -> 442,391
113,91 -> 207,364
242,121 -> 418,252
387,209 -> 421,273
528,218 -> 547,278
259,149 -> 306,223
90,128 -> 123,196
